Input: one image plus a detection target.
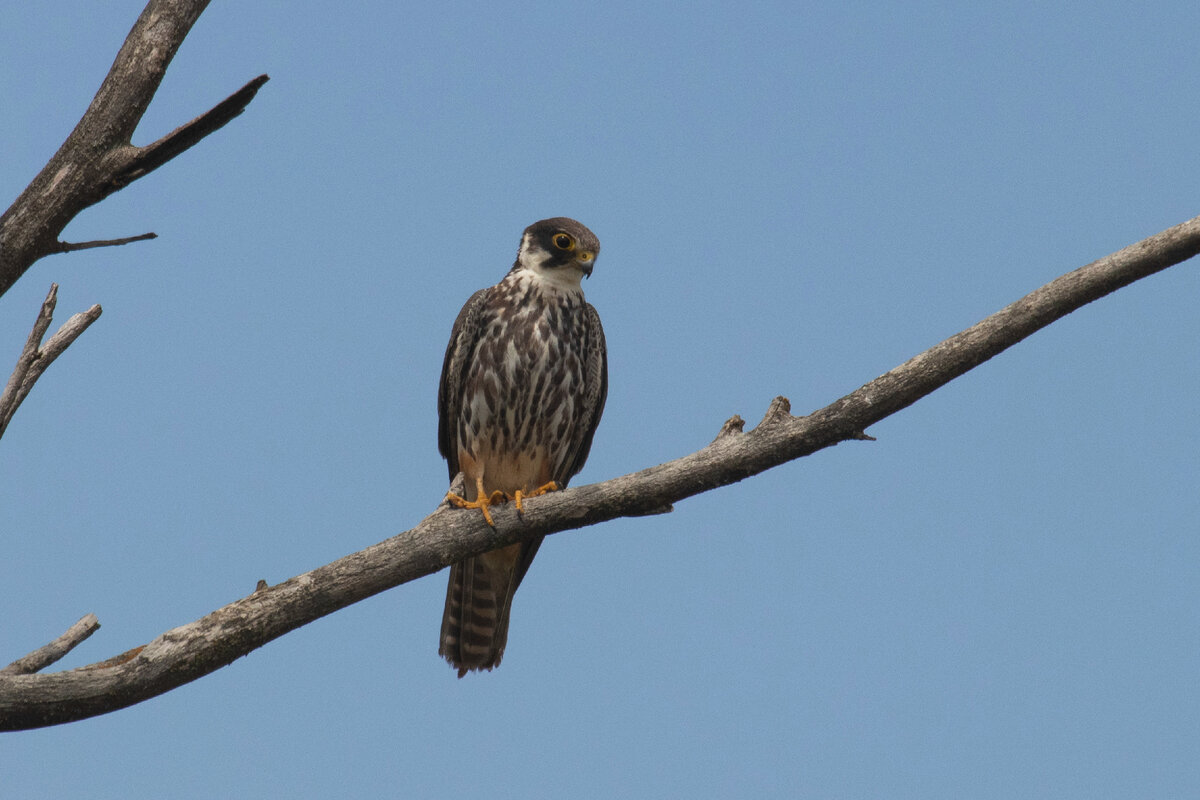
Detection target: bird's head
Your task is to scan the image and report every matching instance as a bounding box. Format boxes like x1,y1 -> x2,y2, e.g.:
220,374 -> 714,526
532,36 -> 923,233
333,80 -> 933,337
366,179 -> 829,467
515,217 -> 600,288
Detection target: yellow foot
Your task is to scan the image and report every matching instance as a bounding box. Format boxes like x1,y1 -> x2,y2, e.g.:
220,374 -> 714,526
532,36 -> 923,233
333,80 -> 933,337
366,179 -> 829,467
512,481 -> 560,514
446,477 -> 506,527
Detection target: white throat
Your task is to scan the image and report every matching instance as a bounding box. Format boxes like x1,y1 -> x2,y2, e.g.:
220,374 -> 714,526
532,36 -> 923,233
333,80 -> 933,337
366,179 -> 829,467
515,235 -> 587,294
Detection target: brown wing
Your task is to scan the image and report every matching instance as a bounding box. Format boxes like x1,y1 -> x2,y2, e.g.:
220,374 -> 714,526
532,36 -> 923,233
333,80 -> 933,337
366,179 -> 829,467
556,301 -> 608,487
437,287 -> 489,481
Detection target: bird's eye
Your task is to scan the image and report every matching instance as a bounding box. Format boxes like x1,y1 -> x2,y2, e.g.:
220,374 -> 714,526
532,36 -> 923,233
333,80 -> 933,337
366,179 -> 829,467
553,233 -> 575,251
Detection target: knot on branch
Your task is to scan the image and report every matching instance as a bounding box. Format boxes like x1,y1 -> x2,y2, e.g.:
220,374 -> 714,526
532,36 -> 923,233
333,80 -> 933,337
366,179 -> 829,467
753,396 -> 792,432
713,414 -> 745,441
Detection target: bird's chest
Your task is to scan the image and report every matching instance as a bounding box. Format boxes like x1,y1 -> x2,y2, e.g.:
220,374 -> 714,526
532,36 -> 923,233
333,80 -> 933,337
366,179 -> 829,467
461,297 -> 587,456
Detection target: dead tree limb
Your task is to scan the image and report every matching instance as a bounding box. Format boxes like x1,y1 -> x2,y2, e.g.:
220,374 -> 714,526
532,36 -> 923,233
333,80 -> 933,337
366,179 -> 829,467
2,212 -> 1196,731
1,616 -> 101,676
48,233 -> 158,254
0,284 -> 103,441
0,0 -> 267,299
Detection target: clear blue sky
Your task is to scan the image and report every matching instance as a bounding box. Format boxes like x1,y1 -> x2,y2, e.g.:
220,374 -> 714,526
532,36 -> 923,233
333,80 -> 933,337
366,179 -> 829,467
3,2 -> 1198,797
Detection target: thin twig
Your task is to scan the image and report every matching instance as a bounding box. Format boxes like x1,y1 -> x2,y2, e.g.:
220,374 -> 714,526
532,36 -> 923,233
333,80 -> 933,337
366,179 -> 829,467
13,304 -> 104,411
51,232 -> 157,253
0,284 -> 59,436
1,615 -> 101,675
0,285 -> 102,440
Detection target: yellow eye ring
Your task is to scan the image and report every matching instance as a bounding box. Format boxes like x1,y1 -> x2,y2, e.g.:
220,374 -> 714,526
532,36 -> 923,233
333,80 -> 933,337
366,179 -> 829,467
552,233 -> 575,251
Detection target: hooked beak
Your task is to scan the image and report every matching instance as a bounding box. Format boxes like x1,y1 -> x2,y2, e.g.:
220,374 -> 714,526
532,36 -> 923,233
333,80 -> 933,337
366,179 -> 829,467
577,251 -> 596,278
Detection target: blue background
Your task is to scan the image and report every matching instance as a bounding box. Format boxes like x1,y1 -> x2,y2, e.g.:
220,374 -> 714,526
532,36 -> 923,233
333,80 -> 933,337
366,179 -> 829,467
3,2 -> 1198,797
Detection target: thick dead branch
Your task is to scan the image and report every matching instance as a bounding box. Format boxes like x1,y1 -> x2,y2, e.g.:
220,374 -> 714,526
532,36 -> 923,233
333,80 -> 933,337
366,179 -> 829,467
2,213 -> 1196,731
0,0 -> 266,298
1,616 -> 101,676
0,284 -> 102,440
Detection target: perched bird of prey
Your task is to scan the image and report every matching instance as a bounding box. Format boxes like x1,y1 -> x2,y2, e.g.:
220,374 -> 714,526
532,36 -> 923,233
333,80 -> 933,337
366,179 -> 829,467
437,217 -> 608,676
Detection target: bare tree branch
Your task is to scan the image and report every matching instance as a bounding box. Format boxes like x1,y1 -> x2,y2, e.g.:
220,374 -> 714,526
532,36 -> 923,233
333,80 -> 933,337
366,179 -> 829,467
2,213 -> 1196,731
0,284 -> 103,440
49,232 -> 158,254
118,74 -> 270,187
0,0 -> 267,299
1,616 -> 101,676
1,286 -> 57,421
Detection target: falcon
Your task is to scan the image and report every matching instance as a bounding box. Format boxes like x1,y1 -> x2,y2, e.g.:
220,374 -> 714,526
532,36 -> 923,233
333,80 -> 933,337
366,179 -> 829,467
436,217 -> 608,676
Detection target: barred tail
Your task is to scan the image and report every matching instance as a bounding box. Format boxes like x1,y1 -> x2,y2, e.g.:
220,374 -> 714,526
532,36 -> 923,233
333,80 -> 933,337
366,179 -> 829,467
439,546 -> 521,677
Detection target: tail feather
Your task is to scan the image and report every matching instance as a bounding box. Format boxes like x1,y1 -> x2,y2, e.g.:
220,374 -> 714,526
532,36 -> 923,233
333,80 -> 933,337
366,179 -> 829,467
439,537 -> 546,677
439,547 -> 518,677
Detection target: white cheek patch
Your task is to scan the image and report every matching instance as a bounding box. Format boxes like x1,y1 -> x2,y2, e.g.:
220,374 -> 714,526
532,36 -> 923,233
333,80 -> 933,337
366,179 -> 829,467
516,238 -> 588,294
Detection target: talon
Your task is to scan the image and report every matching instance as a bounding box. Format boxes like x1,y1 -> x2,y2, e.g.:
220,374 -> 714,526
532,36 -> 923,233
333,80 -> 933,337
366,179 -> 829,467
445,491 -> 496,526
444,478 -> 507,527
512,481 -> 560,514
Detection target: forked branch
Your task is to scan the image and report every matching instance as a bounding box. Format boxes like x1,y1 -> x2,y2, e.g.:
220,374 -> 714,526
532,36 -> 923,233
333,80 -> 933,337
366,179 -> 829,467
0,0 -> 267,298
2,213 -> 1196,731
0,284 -> 102,441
